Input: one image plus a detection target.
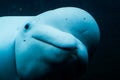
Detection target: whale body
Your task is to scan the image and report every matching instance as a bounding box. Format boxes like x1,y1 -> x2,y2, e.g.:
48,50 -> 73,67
0,7 -> 100,80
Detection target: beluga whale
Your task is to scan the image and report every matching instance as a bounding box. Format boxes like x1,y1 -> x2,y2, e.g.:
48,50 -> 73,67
0,7 -> 100,80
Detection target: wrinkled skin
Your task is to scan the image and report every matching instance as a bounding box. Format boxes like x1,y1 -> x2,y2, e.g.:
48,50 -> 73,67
0,7 -> 100,80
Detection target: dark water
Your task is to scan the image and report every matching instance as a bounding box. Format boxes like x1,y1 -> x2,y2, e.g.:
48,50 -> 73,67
0,0 -> 120,80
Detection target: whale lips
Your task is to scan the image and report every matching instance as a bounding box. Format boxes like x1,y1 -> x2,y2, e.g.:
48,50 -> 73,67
31,25 -> 77,51
32,35 -> 77,51
32,35 -> 78,62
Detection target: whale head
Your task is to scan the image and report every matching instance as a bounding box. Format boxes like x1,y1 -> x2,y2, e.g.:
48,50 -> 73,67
15,7 -> 100,79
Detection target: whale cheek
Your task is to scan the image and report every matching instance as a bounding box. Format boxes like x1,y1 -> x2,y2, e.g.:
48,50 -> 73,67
15,36 -> 72,79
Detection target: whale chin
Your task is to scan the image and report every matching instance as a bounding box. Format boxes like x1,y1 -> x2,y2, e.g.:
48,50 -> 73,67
15,32 -> 79,80
31,35 -> 78,63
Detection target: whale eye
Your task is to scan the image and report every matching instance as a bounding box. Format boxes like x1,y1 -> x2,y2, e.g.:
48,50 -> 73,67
24,23 -> 30,30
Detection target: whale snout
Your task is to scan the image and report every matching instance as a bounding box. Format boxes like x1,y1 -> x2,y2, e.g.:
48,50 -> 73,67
32,25 -> 77,51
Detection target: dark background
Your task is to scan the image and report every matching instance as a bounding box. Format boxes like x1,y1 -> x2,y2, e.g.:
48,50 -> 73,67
0,0 -> 120,80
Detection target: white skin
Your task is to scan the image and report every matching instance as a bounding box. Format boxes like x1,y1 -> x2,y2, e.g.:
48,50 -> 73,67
0,7 -> 100,80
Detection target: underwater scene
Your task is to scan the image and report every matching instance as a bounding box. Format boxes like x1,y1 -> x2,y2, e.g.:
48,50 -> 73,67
0,0 -> 119,80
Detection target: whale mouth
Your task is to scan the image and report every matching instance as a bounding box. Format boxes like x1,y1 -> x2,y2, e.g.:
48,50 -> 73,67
32,36 -> 77,51
31,24 -> 78,52
32,35 -> 78,62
